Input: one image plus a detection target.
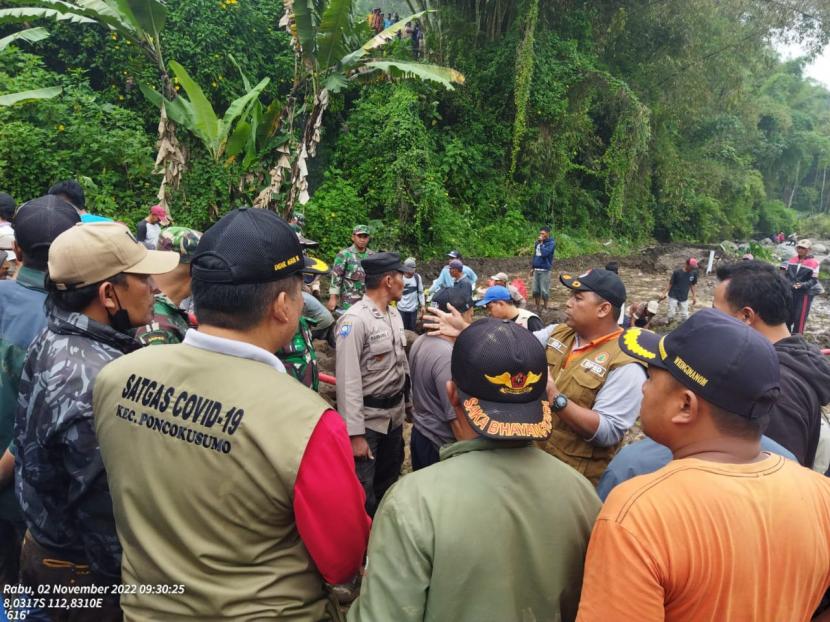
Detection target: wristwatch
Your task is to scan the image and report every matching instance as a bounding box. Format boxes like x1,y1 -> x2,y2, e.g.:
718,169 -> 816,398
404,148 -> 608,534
552,393 -> 569,412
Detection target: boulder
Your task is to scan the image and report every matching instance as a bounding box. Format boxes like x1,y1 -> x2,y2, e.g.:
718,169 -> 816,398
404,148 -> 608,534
759,238 -> 775,247
821,257 -> 830,277
774,245 -> 797,262
812,243 -> 828,255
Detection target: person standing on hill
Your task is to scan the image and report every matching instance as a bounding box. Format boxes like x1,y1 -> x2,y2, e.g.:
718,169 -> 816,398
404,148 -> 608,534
782,239 -> 820,334
660,257 -> 698,321
328,225 -> 375,311
531,226 -> 555,311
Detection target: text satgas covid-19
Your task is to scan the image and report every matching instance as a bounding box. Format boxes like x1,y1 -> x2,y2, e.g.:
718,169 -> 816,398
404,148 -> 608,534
112,374 -> 245,455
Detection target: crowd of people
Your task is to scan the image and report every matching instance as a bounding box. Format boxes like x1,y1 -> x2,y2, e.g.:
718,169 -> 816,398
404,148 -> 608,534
0,183 -> 829,622
366,8 -> 425,59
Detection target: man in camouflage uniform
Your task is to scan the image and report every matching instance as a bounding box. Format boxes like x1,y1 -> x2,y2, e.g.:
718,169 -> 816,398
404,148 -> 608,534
13,223 -> 176,621
135,226 -> 201,345
277,256 -> 331,391
327,224 -> 375,311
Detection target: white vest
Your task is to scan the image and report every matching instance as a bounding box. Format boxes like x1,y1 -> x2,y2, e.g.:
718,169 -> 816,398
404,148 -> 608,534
513,307 -> 540,329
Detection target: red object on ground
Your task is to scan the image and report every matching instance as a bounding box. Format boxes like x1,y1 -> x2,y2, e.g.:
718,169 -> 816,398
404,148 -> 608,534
319,372 -> 336,385
511,278 -> 528,300
822,349 -> 830,356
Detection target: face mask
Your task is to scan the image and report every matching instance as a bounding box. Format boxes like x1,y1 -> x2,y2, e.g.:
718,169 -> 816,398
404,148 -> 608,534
106,285 -> 133,334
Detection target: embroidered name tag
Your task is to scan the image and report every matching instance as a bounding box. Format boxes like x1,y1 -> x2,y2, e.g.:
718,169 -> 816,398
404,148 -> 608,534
581,359 -> 606,377
369,331 -> 389,344
549,339 -> 566,353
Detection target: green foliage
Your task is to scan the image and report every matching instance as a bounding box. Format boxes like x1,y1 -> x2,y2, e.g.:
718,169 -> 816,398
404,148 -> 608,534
0,50 -> 156,218
509,0 -> 537,177
799,214 -> 830,239
140,61 -> 270,161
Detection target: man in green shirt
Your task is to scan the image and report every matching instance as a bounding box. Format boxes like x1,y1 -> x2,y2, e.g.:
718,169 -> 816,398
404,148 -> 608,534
349,319 -> 601,622
327,224 -> 375,311
135,227 -> 201,345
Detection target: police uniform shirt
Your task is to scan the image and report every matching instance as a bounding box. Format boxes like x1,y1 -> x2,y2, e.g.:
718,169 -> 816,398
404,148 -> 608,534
335,295 -> 409,436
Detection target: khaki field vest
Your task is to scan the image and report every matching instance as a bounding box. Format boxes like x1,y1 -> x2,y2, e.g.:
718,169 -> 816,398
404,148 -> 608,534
543,324 -> 642,485
94,343 -> 340,622
513,307 -> 540,329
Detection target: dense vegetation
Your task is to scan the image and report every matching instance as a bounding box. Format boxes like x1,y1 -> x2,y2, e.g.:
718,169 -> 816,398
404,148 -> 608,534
1,0 -> 829,258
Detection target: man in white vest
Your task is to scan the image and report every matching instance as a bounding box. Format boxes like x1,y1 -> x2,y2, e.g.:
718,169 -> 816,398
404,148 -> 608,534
477,285 -> 543,331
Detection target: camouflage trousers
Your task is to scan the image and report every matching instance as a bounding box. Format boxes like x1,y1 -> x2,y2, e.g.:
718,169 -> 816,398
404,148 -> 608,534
18,533 -> 122,622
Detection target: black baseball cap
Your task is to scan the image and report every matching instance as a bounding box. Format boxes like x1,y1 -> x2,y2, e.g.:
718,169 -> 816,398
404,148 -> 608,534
13,195 -> 81,253
432,287 -> 473,313
191,208 -> 327,284
619,308 -> 780,419
361,252 -> 406,276
560,268 -> 626,308
452,319 -> 552,441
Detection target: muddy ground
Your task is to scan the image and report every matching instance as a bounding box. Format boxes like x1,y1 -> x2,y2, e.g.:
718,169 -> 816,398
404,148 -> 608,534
315,242 -> 830,463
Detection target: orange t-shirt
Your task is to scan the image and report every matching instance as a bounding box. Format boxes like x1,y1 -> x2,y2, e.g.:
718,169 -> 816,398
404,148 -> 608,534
577,454 -> 830,621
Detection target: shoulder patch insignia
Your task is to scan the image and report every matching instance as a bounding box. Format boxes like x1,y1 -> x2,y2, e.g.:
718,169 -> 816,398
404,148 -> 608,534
338,323 -> 352,338
595,352 -> 608,364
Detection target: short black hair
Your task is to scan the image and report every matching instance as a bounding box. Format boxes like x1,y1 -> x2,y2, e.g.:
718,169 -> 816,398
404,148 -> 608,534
716,261 -> 791,326
48,180 -> 85,210
46,273 -> 128,313
708,403 -> 769,440
540,226 -> 551,233
605,261 -> 619,274
365,270 -> 398,291
193,266 -> 301,330
21,247 -> 49,272
0,193 -> 15,221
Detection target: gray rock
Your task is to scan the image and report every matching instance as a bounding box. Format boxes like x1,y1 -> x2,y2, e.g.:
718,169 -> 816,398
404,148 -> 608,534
760,238 -> 774,247
812,243 -> 827,255
720,241 -> 739,255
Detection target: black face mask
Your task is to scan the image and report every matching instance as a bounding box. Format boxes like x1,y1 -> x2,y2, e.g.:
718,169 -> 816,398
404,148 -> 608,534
106,286 -> 133,334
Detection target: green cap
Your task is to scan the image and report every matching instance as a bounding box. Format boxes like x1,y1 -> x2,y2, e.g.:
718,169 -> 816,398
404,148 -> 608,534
158,226 -> 202,264
353,224 -> 370,235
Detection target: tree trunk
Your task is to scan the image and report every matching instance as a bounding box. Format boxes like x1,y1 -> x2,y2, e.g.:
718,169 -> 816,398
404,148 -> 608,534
819,165 -> 827,214
787,160 -> 800,210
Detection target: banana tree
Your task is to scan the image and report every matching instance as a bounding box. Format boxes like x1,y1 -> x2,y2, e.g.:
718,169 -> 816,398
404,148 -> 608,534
0,26 -> 62,106
253,0 -> 465,215
0,0 -> 184,213
139,61 -> 270,163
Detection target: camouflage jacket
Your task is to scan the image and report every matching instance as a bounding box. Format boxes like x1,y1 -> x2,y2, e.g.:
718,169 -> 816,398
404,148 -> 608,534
14,304 -> 140,580
134,293 -> 191,345
329,245 -> 375,308
276,316 -> 319,392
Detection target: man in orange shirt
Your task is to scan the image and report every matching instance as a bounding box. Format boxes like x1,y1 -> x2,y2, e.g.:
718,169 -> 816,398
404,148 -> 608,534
577,308 -> 830,622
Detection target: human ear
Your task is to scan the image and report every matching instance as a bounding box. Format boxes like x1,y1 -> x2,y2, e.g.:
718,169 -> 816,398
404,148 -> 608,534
99,281 -> 118,311
670,389 -> 698,425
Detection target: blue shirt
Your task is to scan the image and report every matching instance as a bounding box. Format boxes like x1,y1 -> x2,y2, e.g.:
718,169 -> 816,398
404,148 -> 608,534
430,265 -> 477,294
532,238 -> 555,270
597,436 -> 797,501
80,213 -> 113,223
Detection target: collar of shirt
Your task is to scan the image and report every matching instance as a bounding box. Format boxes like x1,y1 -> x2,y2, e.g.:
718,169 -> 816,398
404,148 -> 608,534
439,437 -> 531,461
15,265 -> 47,292
361,294 -> 390,319
183,328 -> 286,373
566,327 -> 624,366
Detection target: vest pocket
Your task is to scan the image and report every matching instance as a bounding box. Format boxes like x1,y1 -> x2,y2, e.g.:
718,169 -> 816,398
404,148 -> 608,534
367,340 -> 393,370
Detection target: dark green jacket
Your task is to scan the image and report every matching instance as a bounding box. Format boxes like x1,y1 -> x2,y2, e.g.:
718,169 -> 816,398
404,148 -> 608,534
348,438 -> 601,622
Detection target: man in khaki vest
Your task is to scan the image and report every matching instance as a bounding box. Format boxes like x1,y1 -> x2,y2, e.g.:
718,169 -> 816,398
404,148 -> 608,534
424,268 -> 645,486
93,208 -> 370,621
537,269 -> 646,484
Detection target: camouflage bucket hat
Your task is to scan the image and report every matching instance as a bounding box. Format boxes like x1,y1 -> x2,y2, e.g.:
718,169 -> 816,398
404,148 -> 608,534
158,226 -> 202,264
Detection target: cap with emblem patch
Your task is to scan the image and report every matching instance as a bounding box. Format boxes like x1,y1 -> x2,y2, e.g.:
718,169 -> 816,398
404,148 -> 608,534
191,208 -> 327,284
48,222 -> 179,289
619,308 -> 780,419
559,268 -> 626,308
451,318 -> 552,441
